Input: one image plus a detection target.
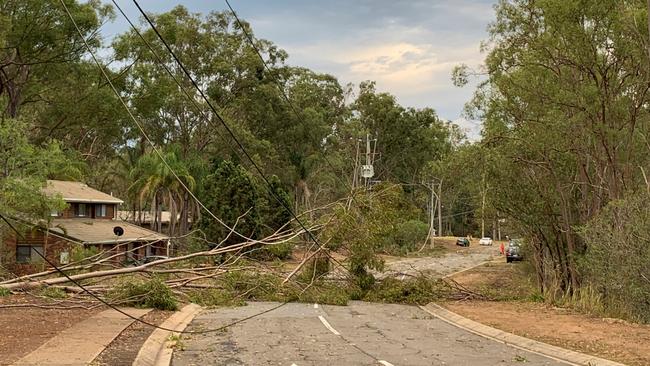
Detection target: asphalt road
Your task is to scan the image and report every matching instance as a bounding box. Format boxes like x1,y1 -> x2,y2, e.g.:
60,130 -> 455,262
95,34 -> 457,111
172,301 -> 568,366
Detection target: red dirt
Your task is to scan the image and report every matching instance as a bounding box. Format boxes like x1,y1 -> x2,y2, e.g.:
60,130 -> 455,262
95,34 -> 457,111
445,262 -> 650,366
0,294 -> 102,365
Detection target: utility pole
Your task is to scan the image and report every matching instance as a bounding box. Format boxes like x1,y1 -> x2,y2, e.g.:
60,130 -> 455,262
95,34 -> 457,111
365,133 -> 371,188
351,138 -> 361,190
481,172 -> 486,238
437,179 -> 442,237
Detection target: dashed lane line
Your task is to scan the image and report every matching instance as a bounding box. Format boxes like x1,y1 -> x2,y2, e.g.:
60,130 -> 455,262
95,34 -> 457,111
379,361 -> 395,366
318,315 -> 341,336
313,303 -> 318,309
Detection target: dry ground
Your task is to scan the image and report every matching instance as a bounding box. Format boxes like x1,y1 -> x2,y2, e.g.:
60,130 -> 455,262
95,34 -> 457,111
444,261 -> 650,366
0,294 -> 102,365
92,309 -> 173,366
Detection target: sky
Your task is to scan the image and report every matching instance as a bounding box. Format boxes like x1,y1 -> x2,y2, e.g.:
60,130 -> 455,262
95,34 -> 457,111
101,1 -> 496,140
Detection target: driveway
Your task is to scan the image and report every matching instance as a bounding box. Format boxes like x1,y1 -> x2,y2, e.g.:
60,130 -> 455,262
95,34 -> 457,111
172,301 -> 567,366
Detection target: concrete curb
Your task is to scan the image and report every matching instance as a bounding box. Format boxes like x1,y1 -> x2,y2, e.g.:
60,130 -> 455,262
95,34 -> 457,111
132,303 -> 202,366
420,303 -> 626,366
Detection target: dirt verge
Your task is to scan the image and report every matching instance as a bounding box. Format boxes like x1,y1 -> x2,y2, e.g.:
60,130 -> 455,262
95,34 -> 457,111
444,261 -> 650,366
0,294 -> 102,365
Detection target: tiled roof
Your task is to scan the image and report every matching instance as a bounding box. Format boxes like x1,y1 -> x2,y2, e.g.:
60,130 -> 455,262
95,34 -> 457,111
50,219 -> 168,244
44,180 -> 123,204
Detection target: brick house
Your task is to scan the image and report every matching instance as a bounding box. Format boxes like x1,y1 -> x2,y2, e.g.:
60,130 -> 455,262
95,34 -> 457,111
1,180 -> 170,274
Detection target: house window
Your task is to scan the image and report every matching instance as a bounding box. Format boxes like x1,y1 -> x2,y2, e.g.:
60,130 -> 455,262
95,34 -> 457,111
95,204 -> 107,217
75,203 -> 88,217
16,245 -> 44,263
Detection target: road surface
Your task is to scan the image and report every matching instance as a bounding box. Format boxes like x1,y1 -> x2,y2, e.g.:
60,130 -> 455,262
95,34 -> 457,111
172,301 -> 567,366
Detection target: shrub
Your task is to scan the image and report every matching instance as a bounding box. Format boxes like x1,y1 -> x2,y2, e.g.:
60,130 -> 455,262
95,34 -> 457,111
296,254 -> 330,284
363,276 -> 451,305
0,287 -> 10,296
579,192 -> 650,323
386,220 -> 429,255
109,276 -> 178,311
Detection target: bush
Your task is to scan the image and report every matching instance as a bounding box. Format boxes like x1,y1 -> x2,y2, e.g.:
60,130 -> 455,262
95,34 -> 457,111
363,276 -> 451,305
0,287 -> 10,296
254,242 -> 294,261
385,220 -> 429,255
579,192 -> 650,323
296,254 -> 330,284
109,276 -> 178,311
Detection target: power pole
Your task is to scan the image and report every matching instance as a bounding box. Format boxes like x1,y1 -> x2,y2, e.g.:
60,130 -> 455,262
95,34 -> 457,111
437,179 -> 443,237
351,138 -> 361,190
365,133 -> 371,188
481,172 -> 486,238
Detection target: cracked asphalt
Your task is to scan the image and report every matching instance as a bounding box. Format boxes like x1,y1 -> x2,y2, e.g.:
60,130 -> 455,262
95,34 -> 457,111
172,301 -> 568,366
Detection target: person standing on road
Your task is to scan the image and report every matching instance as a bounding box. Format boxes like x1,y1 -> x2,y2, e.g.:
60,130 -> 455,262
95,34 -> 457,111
499,241 -> 505,256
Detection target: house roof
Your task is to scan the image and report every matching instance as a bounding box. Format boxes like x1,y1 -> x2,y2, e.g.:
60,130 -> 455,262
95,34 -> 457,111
49,219 -> 168,244
44,180 -> 123,204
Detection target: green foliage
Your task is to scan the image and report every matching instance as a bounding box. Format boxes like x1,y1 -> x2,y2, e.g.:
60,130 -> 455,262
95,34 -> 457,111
363,276 -> 451,305
296,255 -> 330,284
259,242 -> 294,261
385,220 -> 429,255
198,160 -> 262,244
352,81 -> 453,183
322,184 -> 423,288
0,287 -> 10,296
109,277 -> 178,311
70,245 -> 100,264
0,119 -> 75,222
579,192 -> 650,322
39,287 -> 68,299
187,289 -> 245,307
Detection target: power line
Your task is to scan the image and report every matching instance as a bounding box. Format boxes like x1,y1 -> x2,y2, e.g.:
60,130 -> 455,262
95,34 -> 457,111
55,0 -> 291,334
115,0 -> 350,276
0,212 -> 287,334
130,0 -> 347,272
224,0 -> 354,193
60,0 -> 264,246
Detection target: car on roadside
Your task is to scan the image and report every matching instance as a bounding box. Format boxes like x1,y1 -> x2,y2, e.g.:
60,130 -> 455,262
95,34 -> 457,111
506,240 -> 524,263
456,237 -> 470,247
479,237 -> 493,246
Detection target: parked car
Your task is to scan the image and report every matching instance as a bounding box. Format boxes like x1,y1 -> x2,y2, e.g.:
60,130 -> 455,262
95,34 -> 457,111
506,240 -> 523,263
479,237 -> 493,246
456,237 -> 470,247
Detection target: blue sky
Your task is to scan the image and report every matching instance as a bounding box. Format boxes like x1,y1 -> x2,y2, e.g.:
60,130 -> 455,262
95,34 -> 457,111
101,1 -> 496,139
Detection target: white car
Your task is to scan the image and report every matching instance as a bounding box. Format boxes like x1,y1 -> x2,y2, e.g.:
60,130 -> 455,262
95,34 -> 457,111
479,237 -> 493,246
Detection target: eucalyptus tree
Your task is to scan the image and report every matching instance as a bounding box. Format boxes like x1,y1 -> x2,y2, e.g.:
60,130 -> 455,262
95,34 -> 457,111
460,0 -> 650,295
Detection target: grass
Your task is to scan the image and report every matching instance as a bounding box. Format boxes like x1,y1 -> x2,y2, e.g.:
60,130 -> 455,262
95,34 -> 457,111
39,286 -> 68,299
108,276 -> 178,311
0,287 -> 10,296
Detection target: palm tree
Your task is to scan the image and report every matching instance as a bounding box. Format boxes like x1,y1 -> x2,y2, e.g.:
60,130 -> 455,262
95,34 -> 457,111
128,147 -> 196,237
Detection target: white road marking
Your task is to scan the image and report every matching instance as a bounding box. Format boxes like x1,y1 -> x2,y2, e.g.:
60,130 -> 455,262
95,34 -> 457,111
291,364 -> 298,366
378,361 -> 395,366
318,315 -> 340,336
313,303 -> 318,309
